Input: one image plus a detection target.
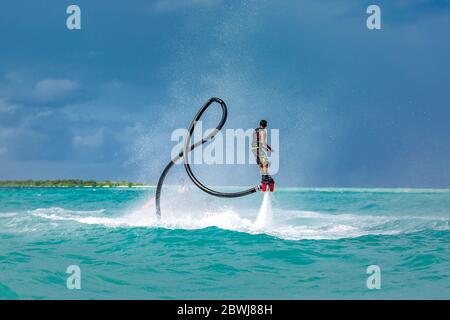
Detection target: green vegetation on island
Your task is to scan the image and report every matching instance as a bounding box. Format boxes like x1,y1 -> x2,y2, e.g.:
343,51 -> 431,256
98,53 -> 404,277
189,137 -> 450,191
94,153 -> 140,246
0,180 -> 146,188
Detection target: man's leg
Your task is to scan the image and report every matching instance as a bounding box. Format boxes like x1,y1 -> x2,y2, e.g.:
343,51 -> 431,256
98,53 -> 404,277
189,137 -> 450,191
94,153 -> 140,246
261,164 -> 269,182
262,164 -> 274,183
262,164 -> 268,175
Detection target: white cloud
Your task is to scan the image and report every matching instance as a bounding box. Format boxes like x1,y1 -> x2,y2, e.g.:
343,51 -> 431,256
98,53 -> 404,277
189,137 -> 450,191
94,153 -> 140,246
33,78 -> 79,102
0,98 -> 18,113
73,128 -> 106,149
0,73 -> 80,105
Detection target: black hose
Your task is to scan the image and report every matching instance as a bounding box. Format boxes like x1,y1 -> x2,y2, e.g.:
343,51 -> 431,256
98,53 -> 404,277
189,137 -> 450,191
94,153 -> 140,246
155,97 -> 259,219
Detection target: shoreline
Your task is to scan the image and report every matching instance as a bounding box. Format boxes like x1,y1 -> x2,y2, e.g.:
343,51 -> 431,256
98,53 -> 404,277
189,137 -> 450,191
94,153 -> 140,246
0,180 -> 147,188
0,185 -> 449,192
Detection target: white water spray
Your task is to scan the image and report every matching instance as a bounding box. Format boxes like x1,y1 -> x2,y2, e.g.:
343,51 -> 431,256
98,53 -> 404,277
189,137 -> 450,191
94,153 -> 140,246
254,192 -> 273,228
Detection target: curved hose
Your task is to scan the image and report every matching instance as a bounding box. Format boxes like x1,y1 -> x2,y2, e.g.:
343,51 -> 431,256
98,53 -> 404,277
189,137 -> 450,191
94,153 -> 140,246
155,97 -> 259,218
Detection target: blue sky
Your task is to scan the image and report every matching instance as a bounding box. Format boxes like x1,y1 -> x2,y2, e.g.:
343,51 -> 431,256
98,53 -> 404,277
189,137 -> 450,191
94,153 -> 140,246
0,0 -> 449,187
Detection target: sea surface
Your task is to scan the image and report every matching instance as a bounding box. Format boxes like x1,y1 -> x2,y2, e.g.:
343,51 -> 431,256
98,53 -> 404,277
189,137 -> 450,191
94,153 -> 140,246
0,186 -> 449,299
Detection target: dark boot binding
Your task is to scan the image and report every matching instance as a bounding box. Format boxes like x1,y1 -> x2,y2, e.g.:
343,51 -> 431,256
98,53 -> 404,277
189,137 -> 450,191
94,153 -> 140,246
261,175 -> 275,192
262,175 -> 274,184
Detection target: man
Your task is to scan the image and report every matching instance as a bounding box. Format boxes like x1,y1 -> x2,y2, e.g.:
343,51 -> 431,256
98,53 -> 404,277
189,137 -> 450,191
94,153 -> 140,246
252,120 -> 275,186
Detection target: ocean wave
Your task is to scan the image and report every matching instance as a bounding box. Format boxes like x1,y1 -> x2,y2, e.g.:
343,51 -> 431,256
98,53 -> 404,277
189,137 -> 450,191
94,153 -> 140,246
23,204 -> 450,241
0,212 -> 18,218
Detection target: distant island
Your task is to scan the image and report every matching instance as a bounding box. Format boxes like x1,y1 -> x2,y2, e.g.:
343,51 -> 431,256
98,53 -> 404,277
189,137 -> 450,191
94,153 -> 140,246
0,180 -> 146,188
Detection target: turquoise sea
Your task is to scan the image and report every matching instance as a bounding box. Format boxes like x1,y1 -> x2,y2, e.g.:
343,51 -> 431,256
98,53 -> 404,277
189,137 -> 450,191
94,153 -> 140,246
0,186 -> 449,299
